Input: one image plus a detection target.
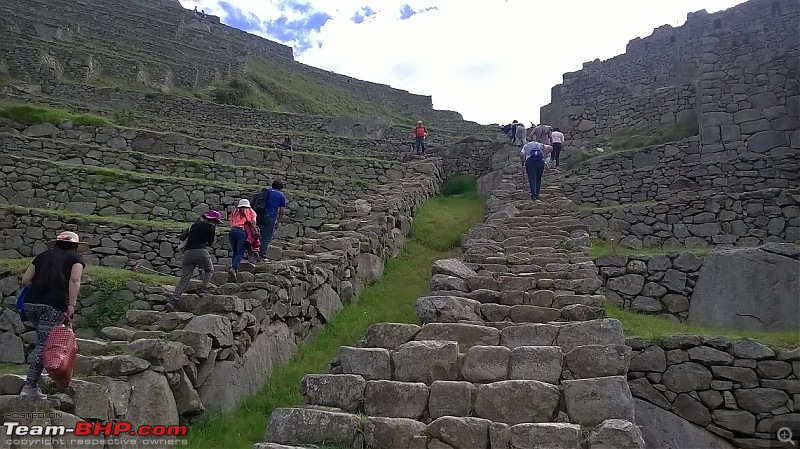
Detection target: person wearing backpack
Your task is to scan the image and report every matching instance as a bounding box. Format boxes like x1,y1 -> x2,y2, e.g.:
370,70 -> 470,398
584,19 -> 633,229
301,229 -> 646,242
520,140 -> 553,201
19,231 -> 87,399
253,180 -> 287,259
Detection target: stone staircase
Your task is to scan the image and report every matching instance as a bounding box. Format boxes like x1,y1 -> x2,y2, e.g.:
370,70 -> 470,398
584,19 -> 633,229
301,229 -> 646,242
256,166 -> 645,448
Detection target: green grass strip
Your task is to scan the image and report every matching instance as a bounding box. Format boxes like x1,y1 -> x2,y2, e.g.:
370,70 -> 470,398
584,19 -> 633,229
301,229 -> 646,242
183,191 -> 486,449
606,303 -> 800,349
0,258 -> 176,284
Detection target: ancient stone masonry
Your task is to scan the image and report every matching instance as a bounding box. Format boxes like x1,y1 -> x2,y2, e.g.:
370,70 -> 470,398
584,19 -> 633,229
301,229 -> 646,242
563,137 -> 800,206
627,337 -> 800,449
256,150 -> 646,449
541,0 -> 799,165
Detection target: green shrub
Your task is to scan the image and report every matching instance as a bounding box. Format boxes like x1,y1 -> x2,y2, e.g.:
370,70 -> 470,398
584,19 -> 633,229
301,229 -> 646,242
82,278 -> 130,333
440,174 -> 477,196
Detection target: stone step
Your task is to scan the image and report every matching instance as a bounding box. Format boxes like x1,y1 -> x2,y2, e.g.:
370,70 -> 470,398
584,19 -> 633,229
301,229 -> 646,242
264,386 -> 642,448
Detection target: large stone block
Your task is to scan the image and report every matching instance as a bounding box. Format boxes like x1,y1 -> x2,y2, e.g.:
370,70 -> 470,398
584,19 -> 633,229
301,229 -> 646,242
473,380 -> 560,425
562,376 -> 635,427
364,380 -> 429,418
564,344 -> 630,378
508,346 -> 562,384
414,323 -> 500,350
429,381 -> 474,419
427,416 -> 491,449
265,407 -> 360,445
461,345 -> 510,382
393,341 -> 459,384
688,247 -> 800,331
336,347 -> 392,380
300,374 -> 365,411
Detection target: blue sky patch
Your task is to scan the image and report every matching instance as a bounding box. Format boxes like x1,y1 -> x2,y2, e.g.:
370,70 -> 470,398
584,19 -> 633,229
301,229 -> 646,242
264,10 -> 331,53
218,2 -> 262,32
352,5 -> 376,24
400,4 -> 438,20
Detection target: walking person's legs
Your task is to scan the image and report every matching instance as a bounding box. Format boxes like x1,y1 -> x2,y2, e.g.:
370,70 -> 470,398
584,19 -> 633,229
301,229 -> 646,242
259,215 -> 276,258
533,159 -> 545,199
229,228 -> 247,272
553,143 -> 562,167
525,159 -> 537,200
22,304 -> 64,398
198,249 -> 213,292
168,256 -> 197,309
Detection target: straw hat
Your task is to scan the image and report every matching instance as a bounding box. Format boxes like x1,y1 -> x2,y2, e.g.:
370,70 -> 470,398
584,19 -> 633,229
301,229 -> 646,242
237,199 -> 251,208
46,231 -> 89,253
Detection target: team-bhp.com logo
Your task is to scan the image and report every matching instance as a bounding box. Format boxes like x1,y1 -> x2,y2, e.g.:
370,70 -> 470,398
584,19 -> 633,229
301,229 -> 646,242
3,420 -> 189,446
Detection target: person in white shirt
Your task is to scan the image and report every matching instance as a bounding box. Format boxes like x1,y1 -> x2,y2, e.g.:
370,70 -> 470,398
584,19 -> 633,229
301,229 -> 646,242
515,123 -> 527,145
550,127 -> 565,168
519,141 -> 553,200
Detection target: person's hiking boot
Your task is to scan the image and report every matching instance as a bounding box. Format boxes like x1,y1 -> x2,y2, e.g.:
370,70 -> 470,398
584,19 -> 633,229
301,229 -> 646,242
20,384 -> 46,400
228,268 -> 239,282
165,300 -> 178,312
196,286 -> 210,296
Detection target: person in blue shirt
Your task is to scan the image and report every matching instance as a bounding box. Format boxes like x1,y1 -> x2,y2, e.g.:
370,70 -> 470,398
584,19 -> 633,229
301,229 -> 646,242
254,180 -> 287,258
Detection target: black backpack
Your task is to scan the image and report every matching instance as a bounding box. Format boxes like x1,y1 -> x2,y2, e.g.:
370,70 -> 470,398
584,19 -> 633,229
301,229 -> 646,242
251,189 -> 268,215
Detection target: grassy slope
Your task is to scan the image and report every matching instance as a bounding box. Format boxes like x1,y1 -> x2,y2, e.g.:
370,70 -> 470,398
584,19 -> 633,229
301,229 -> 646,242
184,191 -> 486,449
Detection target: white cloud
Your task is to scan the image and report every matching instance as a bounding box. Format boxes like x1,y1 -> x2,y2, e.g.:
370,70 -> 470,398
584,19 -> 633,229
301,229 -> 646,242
181,0 -> 748,125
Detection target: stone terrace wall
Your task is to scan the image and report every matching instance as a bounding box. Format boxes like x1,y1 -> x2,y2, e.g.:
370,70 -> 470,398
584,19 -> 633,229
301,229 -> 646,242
0,154 -> 340,233
579,188 -> 800,249
564,138 -> 800,206
595,252 -> 704,322
434,138 -> 513,179
627,336 -> 800,448
540,0 -> 799,144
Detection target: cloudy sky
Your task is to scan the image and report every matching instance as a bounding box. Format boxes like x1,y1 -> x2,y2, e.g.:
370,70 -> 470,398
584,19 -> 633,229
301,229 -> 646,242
178,0 -> 747,125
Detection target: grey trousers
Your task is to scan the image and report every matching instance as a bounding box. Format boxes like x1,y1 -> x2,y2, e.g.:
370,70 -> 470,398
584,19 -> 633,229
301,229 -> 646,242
24,303 -> 65,387
171,248 -> 213,300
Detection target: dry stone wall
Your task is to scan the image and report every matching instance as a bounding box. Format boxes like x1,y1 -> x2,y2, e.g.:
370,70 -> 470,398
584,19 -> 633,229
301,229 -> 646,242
564,138 -> 800,206
627,336 -> 800,449
579,188 -> 800,249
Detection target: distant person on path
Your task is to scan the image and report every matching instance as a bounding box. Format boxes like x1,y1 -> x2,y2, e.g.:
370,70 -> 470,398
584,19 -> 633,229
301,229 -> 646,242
252,181 -> 287,259
533,123 -> 552,144
520,140 -> 553,201
166,210 -> 222,312
19,231 -> 87,399
509,120 -> 519,143
277,135 -> 293,151
500,123 -> 513,142
514,122 -> 527,145
413,120 -> 428,155
551,127 -> 565,168
228,199 -> 258,278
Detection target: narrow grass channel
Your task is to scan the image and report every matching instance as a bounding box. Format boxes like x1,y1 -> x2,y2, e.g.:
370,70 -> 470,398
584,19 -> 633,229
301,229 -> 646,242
185,190 -> 486,449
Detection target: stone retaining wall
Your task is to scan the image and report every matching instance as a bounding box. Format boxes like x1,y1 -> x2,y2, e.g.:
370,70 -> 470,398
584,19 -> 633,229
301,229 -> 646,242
0,134 -> 379,201
0,122 -> 406,183
0,154 -> 341,231
564,138 -> 800,206
579,188 -> 800,249
627,336 -> 800,448
595,252 -> 703,322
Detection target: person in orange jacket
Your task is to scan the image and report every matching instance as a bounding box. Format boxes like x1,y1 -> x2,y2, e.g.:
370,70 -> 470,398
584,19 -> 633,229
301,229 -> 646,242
412,120 -> 428,155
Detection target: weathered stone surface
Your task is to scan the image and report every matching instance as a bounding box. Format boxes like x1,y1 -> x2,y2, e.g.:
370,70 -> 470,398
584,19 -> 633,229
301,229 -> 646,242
688,247 -> 800,331
712,409 -> 756,434
509,423 -> 582,449
729,339 -> 776,360
662,362 -> 712,392
634,399 -> 736,449
562,376 -> 635,427
300,374 -> 365,411
184,314 -> 234,347
474,380 -> 560,425
427,416 -> 491,449
336,347 -> 392,380
433,259 -> 478,279
508,346 -> 563,384
429,381 -> 474,419
564,344 -> 630,378
415,296 -> 482,323
361,323 -> 420,350
363,417 -> 426,449
672,393 -> 712,426
265,407 -> 360,445
711,366 -> 759,388
94,354 -> 150,376
687,346 -> 735,365
733,388 -> 789,413
628,378 -> 670,409
500,324 -> 559,349
461,345 -> 510,382
126,370 -> 179,429
586,419 -> 645,449
393,341 -> 459,384
126,339 -> 190,371
364,380 -> 429,418
431,274 -> 469,292
68,379 -> 113,420
556,319 -> 625,352
414,323 -> 500,350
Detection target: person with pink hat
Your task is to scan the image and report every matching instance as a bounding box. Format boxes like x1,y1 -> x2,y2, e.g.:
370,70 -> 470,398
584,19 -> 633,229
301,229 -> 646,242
19,231 -> 88,399
166,210 -> 223,312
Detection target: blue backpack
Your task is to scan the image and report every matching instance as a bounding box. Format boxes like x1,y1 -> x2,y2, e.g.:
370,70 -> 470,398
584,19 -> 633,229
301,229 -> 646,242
529,145 -> 544,160
16,287 -> 28,321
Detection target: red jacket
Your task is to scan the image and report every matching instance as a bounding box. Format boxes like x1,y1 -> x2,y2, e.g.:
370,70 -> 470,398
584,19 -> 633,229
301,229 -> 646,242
413,126 -> 428,137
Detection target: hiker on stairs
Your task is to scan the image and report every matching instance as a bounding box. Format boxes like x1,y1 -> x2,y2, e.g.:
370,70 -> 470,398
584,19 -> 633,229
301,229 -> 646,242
251,180 -> 287,260
166,210 -> 222,312
520,140 -> 553,201
228,199 -> 258,280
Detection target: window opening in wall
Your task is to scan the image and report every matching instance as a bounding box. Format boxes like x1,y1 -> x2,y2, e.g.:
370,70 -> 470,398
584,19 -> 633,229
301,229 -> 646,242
772,0 -> 781,16
713,18 -> 721,29
670,35 -> 676,44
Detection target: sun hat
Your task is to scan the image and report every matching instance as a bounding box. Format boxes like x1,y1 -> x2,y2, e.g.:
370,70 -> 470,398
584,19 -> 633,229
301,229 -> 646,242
46,231 -> 89,253
237,199 -> 251,208
202,210 -> 223,224
418,120 -> 423,124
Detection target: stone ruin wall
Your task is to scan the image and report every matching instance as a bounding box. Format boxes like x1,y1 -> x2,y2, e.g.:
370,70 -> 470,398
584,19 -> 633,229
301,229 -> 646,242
541,0 -> 799,149
627,336 -> 799,449
0,0 -> 459,122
